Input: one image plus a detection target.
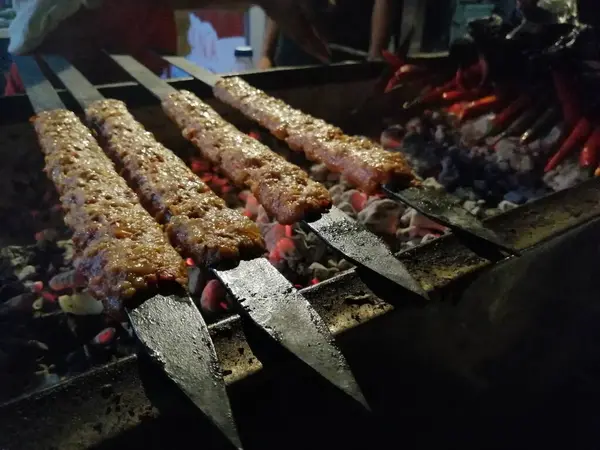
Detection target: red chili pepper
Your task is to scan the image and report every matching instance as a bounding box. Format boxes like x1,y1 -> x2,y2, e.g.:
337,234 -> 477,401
579,125 -> 600,168
457,95 -> 501,122
381,49 -> 405,69
493,95 -> 530,128
403,80 -> 454,109
552,71 -> 581,128
455,60 -> 485,91
447,102 -> 467,116
404,63 -> 481,108
544,117 -> 592,173
442,89 -> 483,103
384,64 -> 426,93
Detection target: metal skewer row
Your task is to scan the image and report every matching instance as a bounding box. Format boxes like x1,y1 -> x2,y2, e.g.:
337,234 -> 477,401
15,54 -> 369,450
13,54 -> 243,449
162,56 -> 520,260
107,54 -> 428,300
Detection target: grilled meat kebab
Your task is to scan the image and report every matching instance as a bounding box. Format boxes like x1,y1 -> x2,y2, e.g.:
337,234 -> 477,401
34,110 -> 188,313
85,99 -> 266,266
161,90 -> 332,224
213,77 -> 416,194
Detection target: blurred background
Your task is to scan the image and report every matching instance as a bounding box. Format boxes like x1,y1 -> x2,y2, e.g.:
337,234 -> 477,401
0,1 -> 518,92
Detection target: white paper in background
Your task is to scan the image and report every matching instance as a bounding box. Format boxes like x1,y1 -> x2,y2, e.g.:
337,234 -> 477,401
168,13 -> 245,78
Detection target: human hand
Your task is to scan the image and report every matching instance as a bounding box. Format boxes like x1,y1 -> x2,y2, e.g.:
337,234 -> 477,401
257,55 -> 273,70
257,0 -> 330,63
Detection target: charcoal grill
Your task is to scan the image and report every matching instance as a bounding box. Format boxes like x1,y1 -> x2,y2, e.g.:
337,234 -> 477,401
2,56 -> 600,450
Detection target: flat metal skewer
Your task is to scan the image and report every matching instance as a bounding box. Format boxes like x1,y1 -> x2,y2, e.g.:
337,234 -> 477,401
17,55 -> 242,450
47,54 -> 369,410
163,56 -> 519,259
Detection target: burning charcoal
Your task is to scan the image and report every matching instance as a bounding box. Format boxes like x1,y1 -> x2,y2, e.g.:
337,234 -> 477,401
16,265 -> 36,281
240,191 -> 260,219
422,177 -> 444,190
337,259 -> 354,272
65,347 -> 91,374
460,115 -> 493,142
406,118 -> 423,134
463,200 -> 478,213
58,292 -> 104,316
434,125 -> 447,144
420,234 -> 439,244
200,279 -> 228,313
188,266 -> 205,296
438,157 -> 460,189
337,201 -> 356,218
326,172 -> 341,183
309,262 -> 338,282
0,293 -> 36,315
380,124 -> 405,149
540,125 -> 565,149
34,372 -> 61,390
49,270 -> 85,292
255,205 -> 272,225
309,163 -> 330,182
402,209 -> 448,236
32,297 -> 44,311
503,190 -> 527,205
452,186 -> 479,201
34,228 -> 58,246
498,200 -> 518,212
470,206 -> 485,218
357,199 -> 403,235
543,158 -> 591,192
340,190 -> 367,213
91,327 -> 117,346
328,184 -> 346,204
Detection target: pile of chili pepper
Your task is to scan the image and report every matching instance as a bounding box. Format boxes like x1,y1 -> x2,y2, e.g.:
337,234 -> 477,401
379,14 -> 600,176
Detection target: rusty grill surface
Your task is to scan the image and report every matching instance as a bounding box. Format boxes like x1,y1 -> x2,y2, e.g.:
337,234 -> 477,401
1,57 -> 600,450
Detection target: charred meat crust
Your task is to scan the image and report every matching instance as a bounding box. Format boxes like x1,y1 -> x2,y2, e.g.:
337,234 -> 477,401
161,90 -> 332,225
33,109 -> 188,313
85,99 -> 266,267
213,77 -> 415,194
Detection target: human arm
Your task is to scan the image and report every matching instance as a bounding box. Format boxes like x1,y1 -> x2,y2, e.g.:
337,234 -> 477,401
368,0 -> 393,60
257,17 -> 279,69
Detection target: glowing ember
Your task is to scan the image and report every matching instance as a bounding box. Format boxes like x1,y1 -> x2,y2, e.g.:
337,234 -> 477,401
92,327 -> 117,346
349,191 -> 368,212
41,291 -> 57,302
185,258 -> 195,267
285,225 -> 293,237
190,158 -> 211,173
32,281 -> 44,293
248,131 -> 261,140
200,279 -> 228,313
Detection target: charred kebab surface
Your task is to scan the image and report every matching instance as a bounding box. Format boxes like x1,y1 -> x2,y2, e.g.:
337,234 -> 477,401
33,109 -> 188,314
213,77 -> 416,194
85,99 -> 266,268
161,90 -> 332,225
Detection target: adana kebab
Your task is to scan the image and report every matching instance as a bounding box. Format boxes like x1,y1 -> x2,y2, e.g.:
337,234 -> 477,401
161,90 -> 332,225
207,75 -> 518,256
107,54 -> 428,299
85,99 -> 266,267
213,76 -> 416,194
20,55 -> 248,448
33,109 -> 188,314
